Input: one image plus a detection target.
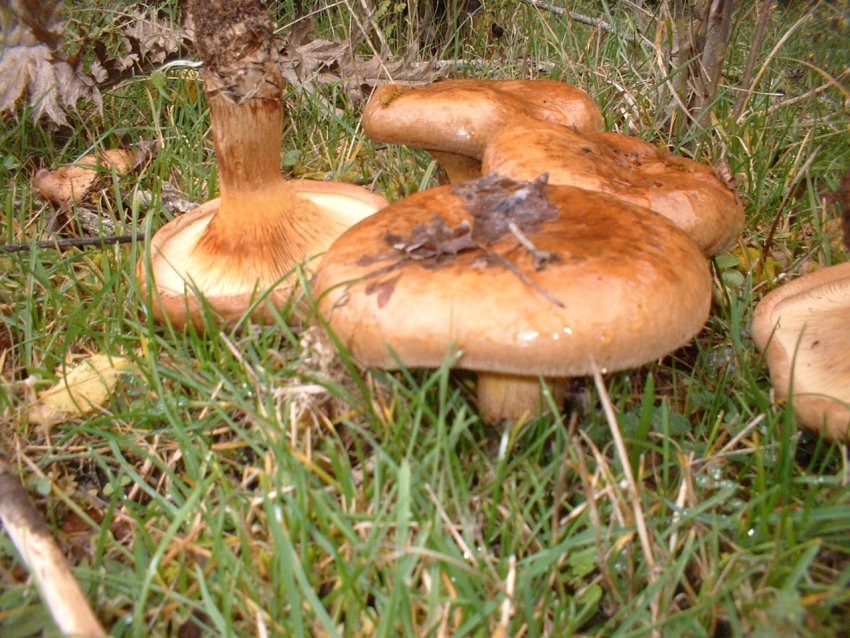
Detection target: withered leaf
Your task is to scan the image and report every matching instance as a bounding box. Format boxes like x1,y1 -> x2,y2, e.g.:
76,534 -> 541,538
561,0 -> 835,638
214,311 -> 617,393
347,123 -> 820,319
27,354 -> 135,428
453,173 -> 558,243
0,0 -> 102,126
386,216 -> 476,262
122,10 -> 187,66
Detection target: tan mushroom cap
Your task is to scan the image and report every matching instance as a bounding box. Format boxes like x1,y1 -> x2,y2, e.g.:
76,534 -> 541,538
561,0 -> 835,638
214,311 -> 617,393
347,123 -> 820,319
362,80 -> 603,182
752,261 -> 850,439
139,181 -> 387,330
481,122 -> 744,255
313,175 -> 712,420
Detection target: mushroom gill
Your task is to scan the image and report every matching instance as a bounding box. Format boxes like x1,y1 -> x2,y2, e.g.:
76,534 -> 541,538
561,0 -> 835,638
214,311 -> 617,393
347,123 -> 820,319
752,261 -> 850,439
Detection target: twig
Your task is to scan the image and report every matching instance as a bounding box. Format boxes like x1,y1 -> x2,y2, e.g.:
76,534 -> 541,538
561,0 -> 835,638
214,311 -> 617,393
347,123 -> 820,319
0,459 -> 107,637
409,59 -> 557,73
764,75 -> 848,117
516,0 -> 635,42
761,143 -> 818,263
484,248 -> 565,308
507,221 -> 557,270
732,1 -> 777,121
1,234 -> 140,253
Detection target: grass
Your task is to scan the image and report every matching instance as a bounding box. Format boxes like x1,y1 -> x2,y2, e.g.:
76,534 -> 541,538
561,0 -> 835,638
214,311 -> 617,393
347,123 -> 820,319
1,0 -> 850,636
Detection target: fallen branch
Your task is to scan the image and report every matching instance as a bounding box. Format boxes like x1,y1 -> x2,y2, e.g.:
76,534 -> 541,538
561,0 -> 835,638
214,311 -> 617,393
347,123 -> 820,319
2,234 -> 139,253
516,0 -> 635,42
0,459 -> 106,637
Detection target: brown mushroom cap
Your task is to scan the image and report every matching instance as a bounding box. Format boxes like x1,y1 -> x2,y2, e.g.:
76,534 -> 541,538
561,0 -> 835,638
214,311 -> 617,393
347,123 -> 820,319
139,181 -> 387,329
752,261 -> 850,439
362,80 -> 603,182
481,122 -> 744,255
312,175 -> 711,421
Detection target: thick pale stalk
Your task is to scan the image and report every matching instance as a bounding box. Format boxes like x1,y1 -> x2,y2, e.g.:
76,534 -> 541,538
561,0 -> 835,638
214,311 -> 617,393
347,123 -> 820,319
477,372 -> 566,423
139,0 -> 388,328
210,94 -> 284,200
429,151 -> 482,183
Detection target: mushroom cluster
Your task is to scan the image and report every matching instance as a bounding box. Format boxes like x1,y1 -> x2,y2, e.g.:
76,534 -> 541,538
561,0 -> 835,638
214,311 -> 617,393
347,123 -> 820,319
137,0 -> 387,329
308,78 -> 745,421
481,122 -> 743,255
363,81 -> 742,256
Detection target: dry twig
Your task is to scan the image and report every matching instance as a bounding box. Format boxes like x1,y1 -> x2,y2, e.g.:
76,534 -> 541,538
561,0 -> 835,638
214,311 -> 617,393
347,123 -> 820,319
516,0 -> 635,42
0,459 -> 106,637
1,234 -> 139,253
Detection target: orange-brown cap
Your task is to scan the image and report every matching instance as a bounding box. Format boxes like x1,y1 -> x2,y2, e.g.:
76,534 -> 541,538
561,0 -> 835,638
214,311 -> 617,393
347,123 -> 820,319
313,175 -> 711,382
752,261 -> 850,439
481,122 -> 744,255
362,80 -> 603,182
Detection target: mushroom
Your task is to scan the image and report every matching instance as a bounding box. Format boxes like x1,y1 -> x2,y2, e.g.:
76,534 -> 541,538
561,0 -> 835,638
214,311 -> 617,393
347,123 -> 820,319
751,261 -> 850,440
361,79 -> 603,183
481,121 -> 744,255
312,174 -> 712,422
137,0 -> 387,329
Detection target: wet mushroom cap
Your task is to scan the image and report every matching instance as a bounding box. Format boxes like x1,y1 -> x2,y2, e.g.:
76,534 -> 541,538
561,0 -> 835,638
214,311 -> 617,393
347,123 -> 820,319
312,176 -> 712,378
752,261 -> 850,439
362,80 -> 603,182
140,181 -> 388,329
481,122 -> 744,255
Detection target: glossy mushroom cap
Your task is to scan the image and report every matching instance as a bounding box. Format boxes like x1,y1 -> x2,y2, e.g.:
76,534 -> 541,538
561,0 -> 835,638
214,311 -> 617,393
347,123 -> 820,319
139,182 -> 387,330
752,261 -> 850,439
312,174 -> 712,422
481,122 -> 744,255
362,80 -> 603,182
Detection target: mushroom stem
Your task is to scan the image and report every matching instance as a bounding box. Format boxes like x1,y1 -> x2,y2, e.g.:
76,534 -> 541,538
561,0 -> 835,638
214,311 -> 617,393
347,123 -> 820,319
209,93 -> 284,197
429,151 -> 483,183
189,90 -> 317,284
188,0 -> 307,279
139,0 -> 388,328
477,372 -> 565,423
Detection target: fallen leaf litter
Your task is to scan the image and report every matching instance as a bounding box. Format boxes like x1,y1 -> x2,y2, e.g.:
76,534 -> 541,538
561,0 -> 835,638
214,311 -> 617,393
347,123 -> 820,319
354,174 -> 565,307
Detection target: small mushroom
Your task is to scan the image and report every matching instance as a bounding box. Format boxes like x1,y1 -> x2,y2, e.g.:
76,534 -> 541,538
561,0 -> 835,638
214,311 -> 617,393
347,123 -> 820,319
752,261 -> 850,439
312,174 -> 711,422
137,0 -> 387,329
362,79 -> 603,183
481,121 -> 744,255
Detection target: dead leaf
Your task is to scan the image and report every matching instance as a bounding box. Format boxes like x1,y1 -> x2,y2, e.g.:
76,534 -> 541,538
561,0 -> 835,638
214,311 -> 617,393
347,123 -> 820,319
454,173 -> 559,242
122,10 -> 187,66
385,216 -> 476,262
0,0 -> 102,126
27,354 -> 134,428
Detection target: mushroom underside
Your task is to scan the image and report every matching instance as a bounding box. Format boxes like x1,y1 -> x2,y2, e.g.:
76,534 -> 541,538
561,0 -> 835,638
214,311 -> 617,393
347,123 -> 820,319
753,265 -> 850,438
141,183 -> 387,328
